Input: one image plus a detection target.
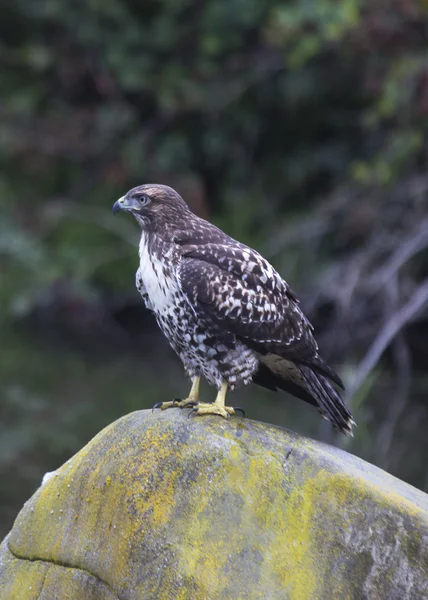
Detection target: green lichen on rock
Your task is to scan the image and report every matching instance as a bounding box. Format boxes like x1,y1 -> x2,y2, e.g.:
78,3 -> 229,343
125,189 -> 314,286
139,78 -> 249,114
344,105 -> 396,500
1,410 -> 428,599
0,538 -> 117,600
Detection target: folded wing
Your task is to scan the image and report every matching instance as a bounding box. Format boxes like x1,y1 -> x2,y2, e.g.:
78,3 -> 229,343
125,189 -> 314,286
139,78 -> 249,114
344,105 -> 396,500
179,241 -> 353,434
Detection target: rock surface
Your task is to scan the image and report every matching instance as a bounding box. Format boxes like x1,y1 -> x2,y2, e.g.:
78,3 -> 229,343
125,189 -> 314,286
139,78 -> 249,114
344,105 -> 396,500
1,409 -> 428,599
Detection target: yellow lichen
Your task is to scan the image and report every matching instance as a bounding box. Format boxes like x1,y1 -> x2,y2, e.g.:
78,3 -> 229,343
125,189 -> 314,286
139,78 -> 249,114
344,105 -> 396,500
5,411 -> 428,600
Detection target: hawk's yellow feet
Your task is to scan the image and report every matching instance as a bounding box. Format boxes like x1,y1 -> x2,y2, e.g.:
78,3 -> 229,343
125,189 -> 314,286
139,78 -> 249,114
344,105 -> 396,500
189,402 -> 236,419
188,382 -> 245,419
152,377 -> 200,412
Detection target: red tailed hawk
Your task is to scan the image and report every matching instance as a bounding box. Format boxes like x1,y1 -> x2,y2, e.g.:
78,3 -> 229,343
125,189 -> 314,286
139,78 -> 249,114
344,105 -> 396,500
113,184 -> 354,434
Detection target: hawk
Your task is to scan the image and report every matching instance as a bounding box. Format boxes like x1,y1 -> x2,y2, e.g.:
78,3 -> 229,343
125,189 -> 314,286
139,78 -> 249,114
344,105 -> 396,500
113,184 -> 354,434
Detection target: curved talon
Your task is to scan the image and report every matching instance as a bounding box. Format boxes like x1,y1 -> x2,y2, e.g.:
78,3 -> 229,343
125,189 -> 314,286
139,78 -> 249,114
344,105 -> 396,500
188,408 -> 198,419
152,402 -> 163,412
181,401 -> 199,409
171,398 -> 182,407
232,407 -> 245,417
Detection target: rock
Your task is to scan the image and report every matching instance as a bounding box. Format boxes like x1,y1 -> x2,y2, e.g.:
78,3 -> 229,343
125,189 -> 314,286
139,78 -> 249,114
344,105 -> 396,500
1,409 -> 428,599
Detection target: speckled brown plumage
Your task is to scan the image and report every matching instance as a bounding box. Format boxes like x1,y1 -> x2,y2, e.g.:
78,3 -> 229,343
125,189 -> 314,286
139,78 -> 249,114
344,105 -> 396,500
113,184 -> 354,434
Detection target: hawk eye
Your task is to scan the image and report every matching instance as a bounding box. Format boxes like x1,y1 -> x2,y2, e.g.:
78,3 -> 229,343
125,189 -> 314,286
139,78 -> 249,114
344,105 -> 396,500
136,193 -> 150,206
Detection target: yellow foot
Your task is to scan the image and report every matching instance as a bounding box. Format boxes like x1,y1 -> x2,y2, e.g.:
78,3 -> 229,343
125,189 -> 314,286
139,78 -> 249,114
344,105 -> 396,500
152,397 -> 198,412
189,402 -> 245,419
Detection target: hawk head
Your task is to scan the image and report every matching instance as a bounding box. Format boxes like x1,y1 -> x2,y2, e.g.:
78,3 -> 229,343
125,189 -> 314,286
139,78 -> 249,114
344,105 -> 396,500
112,184 -> 189,228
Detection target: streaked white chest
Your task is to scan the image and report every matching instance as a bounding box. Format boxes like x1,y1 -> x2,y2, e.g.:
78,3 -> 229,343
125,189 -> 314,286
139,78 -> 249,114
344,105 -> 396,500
138,235 -> 178,313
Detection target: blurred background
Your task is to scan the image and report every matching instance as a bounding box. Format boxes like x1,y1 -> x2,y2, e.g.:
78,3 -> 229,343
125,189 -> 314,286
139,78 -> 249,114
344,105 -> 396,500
1,0 -> 428,537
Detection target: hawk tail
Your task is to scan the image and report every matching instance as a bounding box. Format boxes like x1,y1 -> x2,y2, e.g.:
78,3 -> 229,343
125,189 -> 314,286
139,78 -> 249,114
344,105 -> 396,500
297,365 -> 354,435
253,357 -> 354,435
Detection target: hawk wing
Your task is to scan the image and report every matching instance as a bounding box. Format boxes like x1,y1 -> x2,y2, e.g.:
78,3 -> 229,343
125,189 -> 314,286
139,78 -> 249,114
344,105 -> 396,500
178,241 -> 342,386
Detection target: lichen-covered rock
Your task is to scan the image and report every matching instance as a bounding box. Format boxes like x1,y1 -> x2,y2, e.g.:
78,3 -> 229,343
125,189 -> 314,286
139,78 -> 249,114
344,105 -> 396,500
1,410 -> 428,599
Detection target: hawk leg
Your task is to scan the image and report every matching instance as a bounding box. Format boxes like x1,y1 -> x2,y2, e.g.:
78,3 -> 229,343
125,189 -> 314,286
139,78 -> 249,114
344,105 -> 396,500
153,377 -> 200,411
189,382 -> 244,419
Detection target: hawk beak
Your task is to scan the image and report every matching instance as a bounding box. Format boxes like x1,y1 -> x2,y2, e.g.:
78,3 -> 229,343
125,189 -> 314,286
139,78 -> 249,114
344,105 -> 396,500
112,196 -> 140,214
112,197 -> 125,214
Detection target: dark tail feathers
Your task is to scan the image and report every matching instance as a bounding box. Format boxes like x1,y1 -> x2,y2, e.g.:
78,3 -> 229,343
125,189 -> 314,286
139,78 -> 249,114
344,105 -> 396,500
253,356 -> 354,435
297,365 -> 354,435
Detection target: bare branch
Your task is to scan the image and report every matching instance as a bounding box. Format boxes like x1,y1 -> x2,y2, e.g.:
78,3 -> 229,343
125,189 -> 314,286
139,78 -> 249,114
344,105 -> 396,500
348,280 -> 428,400
366,218 -> 428,291
375,278 -> 412,468
264,188 -> 351,257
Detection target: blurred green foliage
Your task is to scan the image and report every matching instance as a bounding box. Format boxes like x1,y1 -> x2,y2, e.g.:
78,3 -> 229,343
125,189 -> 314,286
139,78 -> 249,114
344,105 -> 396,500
1,0 -> 428,536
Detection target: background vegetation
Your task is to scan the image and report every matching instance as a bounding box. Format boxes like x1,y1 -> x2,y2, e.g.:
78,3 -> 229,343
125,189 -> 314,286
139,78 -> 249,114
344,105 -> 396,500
1,0 -> 428,537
